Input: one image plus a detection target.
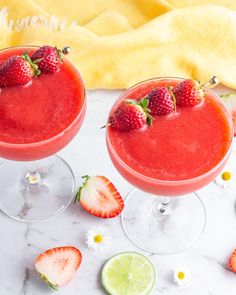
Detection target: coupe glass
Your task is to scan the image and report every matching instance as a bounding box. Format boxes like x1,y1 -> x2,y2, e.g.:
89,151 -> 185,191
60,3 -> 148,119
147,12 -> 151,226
106,77 -> 234,254
0,46 -> 86,222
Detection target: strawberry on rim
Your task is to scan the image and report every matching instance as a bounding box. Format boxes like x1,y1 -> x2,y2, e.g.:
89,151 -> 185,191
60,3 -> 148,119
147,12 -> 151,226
173,76 -> 220,107
147,86 -> 176,115
0,52 -> 40,87
75,175 -> 124,218
31,45 -> 63,74
106,76 -> 220,132
107,98 -> 152,131
173,79 -> 205,107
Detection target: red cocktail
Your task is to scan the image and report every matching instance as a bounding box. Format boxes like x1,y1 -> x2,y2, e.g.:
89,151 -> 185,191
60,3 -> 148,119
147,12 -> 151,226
0,46 -> 86,221
0,46 -> 85,161
106,77 -> 233,254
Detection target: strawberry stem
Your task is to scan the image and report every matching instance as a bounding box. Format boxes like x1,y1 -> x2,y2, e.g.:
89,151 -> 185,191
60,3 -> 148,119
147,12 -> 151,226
168,86 -> 177,112
37,271 -> 58,290
74,175 -> 91,203
56,46 -> 63,63
33,58 -> 44,64
140,98 -> 153,125
207,76 -> 219,88
21,52 -> 41,77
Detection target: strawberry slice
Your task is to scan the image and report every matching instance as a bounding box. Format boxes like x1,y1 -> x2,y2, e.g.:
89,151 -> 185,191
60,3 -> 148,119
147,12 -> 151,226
75,175 -> 124,218
229,249 -> 236,272
220,92 -> 236,136
35,246 -> 82,290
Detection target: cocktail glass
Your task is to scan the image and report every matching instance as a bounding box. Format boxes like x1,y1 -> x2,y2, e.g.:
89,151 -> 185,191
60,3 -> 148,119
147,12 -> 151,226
0,46 -> 86,222
106,77 -> 234,254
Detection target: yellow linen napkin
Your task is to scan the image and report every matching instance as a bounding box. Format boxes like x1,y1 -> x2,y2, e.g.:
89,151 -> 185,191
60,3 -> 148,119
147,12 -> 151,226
0,1 -> 236,89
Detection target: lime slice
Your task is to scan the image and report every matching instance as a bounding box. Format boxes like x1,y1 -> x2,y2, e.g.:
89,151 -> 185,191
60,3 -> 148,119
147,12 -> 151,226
101,252 -> 156,295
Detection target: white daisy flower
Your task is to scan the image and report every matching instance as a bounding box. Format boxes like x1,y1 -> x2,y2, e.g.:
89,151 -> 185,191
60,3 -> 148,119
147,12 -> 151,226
214,170 -> 233,189
174,266 -> 190,287
86,226 -> 112,251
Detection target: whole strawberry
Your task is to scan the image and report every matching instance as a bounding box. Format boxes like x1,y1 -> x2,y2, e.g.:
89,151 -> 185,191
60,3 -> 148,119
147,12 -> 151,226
31,45 -> 62,74
147,87 -> 175,115
0,53 -> 40,87
109,98 -> 152,131
174,79 -> 204,107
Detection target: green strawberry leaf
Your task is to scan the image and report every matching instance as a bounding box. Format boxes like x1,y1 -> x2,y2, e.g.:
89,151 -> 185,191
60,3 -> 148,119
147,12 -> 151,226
140,97 -> 149,108
146,113 -> 153,126
168,86 -> 176,112
125,97 -> 153,126
37,271 -> 58,291
74,175 -> 90,203
56,46 -> 63,63
22,52 -> 41,77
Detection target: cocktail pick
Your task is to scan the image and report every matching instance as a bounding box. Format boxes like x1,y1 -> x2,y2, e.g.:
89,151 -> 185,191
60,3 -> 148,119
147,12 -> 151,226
62,46 -> 71,55
202,76 -> 220,88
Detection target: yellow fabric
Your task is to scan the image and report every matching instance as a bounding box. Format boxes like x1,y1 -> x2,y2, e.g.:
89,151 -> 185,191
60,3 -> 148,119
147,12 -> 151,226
0,1 -> 236,89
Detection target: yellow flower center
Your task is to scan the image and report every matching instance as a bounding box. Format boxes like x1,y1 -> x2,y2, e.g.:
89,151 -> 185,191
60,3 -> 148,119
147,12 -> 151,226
221,171 -> 232,181
94,234 -> 103,243
178,272 -> 185,280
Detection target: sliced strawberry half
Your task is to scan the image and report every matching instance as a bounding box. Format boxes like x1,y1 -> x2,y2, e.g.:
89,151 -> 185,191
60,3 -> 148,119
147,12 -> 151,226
229,249 -> 236,272
220,92 -> 236,136
75,175 -> 124,218
35,246 -> 82,290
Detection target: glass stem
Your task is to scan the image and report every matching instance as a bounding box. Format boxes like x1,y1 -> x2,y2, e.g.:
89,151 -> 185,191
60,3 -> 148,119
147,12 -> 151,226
158,197 -> 171,215
24,162 -> 41,186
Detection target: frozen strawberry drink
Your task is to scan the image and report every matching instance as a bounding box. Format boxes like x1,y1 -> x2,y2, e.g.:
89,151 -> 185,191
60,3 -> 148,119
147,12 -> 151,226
107,78 -> 232,195
0,46 -> 85,161
105,77 -> 233,254
0,45 -> 86,222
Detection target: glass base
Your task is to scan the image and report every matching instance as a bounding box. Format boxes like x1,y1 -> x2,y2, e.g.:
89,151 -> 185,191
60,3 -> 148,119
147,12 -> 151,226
122,189 -> 206,254
0,155 -> 75,222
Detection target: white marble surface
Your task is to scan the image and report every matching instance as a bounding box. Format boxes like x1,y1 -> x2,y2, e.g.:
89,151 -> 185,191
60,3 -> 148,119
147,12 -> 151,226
1,87 -> 236,295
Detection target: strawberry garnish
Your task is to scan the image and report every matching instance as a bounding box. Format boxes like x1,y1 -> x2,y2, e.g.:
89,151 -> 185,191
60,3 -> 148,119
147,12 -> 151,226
108,98 -> 152,131
35,246 -> 82,290
31,45 -> 62,74
229,249 -> 236,272
174,79 -> 204,107
0,53 -> 40,87
147,87 -> 175,115
75,175 -> 124,218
